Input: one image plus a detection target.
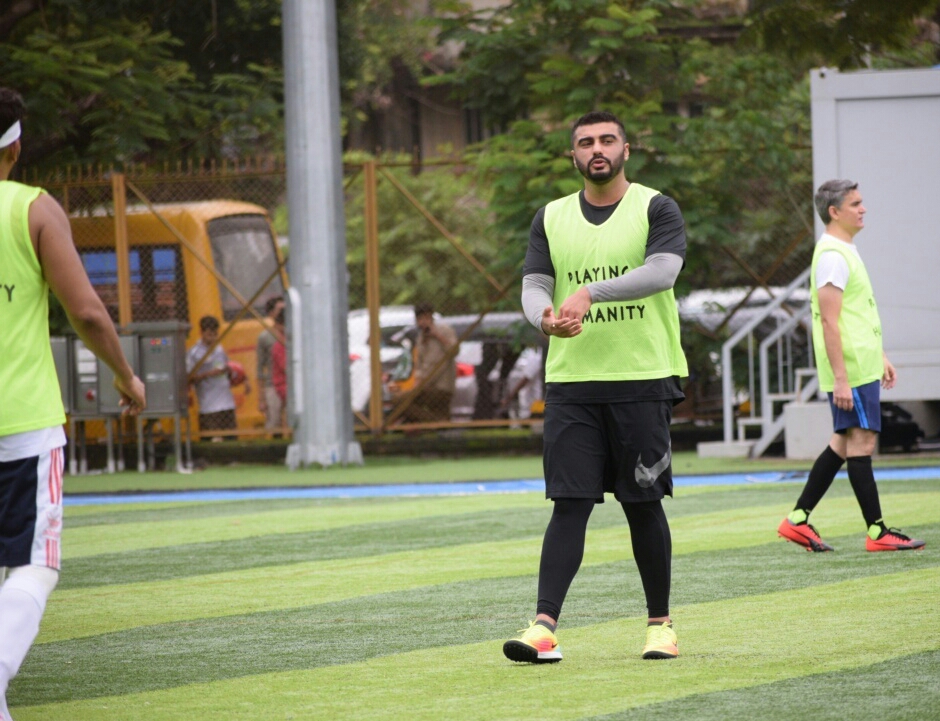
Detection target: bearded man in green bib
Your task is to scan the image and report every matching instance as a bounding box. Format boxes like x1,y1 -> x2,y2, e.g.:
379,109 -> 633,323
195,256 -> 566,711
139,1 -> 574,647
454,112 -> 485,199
503,111 -> 688,664
777,180 -> 924,554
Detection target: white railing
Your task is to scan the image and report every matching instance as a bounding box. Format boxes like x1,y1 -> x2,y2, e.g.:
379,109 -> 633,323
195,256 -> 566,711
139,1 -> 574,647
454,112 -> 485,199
720,267 -> 814,449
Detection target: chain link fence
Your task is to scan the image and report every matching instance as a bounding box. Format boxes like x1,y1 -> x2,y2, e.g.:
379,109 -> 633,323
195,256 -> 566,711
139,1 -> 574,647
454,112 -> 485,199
24,147 -> 815,441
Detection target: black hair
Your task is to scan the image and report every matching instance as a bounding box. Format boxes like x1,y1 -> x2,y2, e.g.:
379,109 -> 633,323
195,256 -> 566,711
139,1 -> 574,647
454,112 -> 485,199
0,87 -> 26,138
571,111 -> 626,144
414,301 -> 434,316
264,296 -> 283,315
199,315 -> 220,332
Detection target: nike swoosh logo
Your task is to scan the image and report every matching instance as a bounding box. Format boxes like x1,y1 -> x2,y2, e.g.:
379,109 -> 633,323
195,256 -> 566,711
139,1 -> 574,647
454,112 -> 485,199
635,444 -> 671,488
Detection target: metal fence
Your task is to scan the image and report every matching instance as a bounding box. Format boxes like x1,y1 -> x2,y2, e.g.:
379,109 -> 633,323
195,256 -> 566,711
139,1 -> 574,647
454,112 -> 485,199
23,147 -> 815,441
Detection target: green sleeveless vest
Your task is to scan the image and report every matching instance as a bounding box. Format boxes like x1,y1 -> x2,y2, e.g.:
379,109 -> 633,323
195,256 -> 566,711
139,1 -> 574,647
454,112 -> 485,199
0,181 -> 67,435
543,183 -> 688,382
810,236 -> 884,390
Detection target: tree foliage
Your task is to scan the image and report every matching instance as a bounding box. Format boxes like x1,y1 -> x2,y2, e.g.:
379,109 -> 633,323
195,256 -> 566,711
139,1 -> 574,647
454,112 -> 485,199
343,157 -> 507,314
0,0 -> 431,171
430,0 -> 938,292
748,0 -> 940,69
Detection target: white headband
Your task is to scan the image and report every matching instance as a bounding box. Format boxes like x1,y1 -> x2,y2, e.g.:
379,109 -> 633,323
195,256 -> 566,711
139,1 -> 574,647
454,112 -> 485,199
0,120 -> 21,149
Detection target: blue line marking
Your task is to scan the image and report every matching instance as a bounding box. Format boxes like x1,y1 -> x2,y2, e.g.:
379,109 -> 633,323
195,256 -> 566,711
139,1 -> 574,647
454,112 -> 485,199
63,467 -> 940,506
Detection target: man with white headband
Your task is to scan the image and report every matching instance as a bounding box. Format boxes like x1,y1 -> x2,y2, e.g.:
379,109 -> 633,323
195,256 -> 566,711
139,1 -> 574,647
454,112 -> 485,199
0,87 -> 146,720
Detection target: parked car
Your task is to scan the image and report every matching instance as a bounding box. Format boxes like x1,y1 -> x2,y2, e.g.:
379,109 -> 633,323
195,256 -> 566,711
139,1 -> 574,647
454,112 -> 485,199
347,305 -> 426,414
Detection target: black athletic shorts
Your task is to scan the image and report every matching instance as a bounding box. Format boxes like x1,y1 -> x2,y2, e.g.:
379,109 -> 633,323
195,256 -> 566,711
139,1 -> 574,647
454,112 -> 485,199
542,400 -> 674,503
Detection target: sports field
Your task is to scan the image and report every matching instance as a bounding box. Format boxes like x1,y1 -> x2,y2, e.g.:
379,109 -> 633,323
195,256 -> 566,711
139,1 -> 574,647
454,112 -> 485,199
9,453 -> 940,720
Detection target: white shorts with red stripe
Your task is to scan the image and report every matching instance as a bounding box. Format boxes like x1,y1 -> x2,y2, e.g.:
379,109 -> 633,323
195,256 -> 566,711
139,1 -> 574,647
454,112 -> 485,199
0,446 -> 64,570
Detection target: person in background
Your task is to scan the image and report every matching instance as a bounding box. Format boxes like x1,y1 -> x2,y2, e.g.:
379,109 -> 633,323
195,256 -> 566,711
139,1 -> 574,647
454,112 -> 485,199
401,302 -> 459,424
0,86 -> 146,721
256,296 -> 285,432
499,345 -> 545,428
187,315 -> 249,441
270,308 -> 288,410
777,179 -> 924,553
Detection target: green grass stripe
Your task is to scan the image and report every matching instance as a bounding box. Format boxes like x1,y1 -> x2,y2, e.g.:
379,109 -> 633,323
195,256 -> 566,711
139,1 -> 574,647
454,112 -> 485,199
65,501 -> 211,517
15,524 -> 937,706
62,455 -> 548,493
39,491 -> 938,642
62,493 -> 545,559
585,649 -> 940,721
17,568 -> 940,721
58,481 -> 938,589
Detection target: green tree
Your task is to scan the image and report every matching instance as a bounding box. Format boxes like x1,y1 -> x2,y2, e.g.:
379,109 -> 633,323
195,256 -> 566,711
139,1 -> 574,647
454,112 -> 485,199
343,155 -> 509,314
748,0 -> 940,69
430,0 -> 937,288
0,0 -> 434,171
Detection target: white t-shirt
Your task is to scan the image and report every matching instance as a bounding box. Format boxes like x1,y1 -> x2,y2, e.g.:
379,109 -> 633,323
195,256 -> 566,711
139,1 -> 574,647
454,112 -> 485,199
186,340 -> 236,413
815,234 -> 861,291
0,425 -> 67,462
514,347 -> 544,417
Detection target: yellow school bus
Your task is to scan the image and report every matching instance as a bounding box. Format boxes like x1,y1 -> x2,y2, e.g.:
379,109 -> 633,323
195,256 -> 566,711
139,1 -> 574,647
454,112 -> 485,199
69,200 -> 288,435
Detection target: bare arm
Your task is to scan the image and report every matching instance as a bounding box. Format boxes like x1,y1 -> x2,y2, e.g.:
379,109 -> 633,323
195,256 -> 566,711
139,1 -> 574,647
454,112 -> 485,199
817,283 -> 851,411
882,352 -> 897,390
30,193 -> 146,414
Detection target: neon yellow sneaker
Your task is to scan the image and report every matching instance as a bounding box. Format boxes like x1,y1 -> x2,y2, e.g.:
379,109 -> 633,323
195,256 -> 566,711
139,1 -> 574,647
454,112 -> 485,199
642,622 -> 678,659
503,621 -> 562,664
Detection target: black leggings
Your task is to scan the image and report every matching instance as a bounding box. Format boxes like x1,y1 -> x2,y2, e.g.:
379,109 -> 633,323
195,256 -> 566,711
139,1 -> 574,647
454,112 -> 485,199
536,498 -> 672,621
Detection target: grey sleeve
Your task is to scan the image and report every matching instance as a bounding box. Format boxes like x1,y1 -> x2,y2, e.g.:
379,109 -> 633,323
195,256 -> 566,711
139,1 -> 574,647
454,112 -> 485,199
586,252 -> 683,303
521,273 -> 555,331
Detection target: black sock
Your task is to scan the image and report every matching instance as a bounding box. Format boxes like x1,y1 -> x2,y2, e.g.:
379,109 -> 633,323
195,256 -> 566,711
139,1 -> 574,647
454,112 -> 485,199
846,455 -> 883,528
535,619 -> 557,632
795,445 -> 845,513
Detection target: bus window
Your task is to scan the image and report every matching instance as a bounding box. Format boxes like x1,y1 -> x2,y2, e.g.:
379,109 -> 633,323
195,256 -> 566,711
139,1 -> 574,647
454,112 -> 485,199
80,249 -> 140,323
79,246 -> 186,324
206,215 -> 285,322
139,246 -> 188,322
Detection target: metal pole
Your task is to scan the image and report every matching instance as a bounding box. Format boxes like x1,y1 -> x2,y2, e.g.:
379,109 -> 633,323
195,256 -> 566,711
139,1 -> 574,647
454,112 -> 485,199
363,161 -> 384,435
283,0 -> 363,467
111,173 -> 132,327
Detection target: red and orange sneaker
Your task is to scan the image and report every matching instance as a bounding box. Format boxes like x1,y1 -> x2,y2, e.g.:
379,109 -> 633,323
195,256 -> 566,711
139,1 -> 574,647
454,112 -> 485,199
503,621 -> 562,663
865,526 -> 925,552
777,517 -> 834,552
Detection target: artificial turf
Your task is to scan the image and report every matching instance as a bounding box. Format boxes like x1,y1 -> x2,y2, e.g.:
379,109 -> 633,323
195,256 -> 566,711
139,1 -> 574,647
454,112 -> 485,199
9,472 -> 940,720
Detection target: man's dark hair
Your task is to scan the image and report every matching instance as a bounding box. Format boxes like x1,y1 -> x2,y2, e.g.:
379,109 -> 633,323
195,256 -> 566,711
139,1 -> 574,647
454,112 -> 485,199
200,315 -> 220,332
414,301 -> 434,317
264,296 -> 283,315
0,87 -> 26,136
814,179 -> 858,224
274,308 -> 285,326
571,111 -> 626,144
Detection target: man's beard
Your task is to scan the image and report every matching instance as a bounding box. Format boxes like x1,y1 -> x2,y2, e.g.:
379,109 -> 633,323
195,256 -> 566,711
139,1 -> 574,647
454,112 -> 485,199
575,153 -> 624,183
